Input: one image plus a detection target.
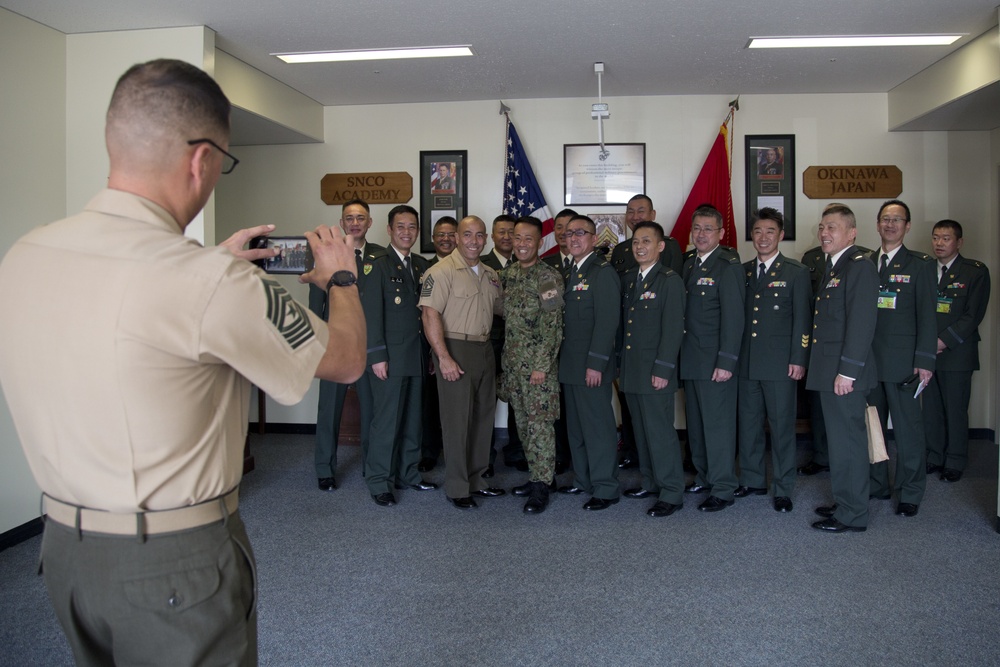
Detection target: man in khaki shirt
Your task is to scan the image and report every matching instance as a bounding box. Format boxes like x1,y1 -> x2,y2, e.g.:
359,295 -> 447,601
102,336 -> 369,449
0,59 -> 364,666
420,216 -> 505,508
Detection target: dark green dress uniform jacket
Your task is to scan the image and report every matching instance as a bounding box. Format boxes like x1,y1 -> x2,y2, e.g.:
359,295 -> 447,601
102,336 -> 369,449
936,254 -> 991,371
802,245 -> 871,299
360,250 -> 429,376
805,246 -> 879,392
558,253 -> 621,384
738,254 -> 812,380
868,245 -> 938,381
611,235 -> 683,277
680,246 -> 745,379
618,263 -> 685,393
480,252 -> 509,348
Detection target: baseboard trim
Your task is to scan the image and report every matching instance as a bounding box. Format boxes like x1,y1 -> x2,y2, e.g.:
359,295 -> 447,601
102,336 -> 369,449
0,517 -> 43,553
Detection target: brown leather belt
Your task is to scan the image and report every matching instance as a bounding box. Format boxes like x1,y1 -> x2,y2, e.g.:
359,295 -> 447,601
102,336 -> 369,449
44,488 -> 239,536
444,332 -> 489,343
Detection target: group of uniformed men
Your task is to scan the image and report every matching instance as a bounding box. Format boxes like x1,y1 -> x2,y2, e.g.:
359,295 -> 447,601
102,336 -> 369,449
312,194 -> 990,531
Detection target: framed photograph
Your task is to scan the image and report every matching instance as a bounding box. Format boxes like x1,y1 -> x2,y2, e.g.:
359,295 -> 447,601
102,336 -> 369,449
420,150 -> 467,253
564,143 -> 645,206
745,135 -> 795,241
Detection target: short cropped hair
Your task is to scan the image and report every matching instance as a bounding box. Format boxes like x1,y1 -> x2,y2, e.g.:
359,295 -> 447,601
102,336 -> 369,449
933,219 -> 963,239
633,220 -> 665,240
823,204 -> 857,228
515,216 -> 544,235
341,199 -> 370,214
628,194 -> 653,209
493,214 -> 517,227
555,208 -> 578,220
752,207 -> 784,231
568,214 -> 596,233
388,204 -> 419,226
877,199 -> 911,222
692,204 -> 723,227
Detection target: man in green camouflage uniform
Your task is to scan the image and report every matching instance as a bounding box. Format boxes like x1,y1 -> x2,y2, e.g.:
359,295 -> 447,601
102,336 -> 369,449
500,217 -> 564,513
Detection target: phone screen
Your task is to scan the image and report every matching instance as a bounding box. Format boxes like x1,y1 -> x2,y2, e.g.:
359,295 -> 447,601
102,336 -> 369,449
250,235 -> 313,275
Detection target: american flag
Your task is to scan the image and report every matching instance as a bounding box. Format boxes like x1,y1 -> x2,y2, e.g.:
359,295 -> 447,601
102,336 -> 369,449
502,116 -> 555,255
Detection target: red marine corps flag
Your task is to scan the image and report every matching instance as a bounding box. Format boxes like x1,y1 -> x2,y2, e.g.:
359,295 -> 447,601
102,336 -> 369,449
669,102 -> 738,251
502,111 -> 556,255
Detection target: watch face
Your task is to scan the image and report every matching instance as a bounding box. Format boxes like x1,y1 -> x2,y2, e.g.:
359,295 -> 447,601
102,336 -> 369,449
331,270 -> 357,287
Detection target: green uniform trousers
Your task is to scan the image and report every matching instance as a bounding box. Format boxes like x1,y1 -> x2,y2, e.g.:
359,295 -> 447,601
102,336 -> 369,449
365,373 -> 423,495
563,382 -> 620,500
684,378 -> 739,500
924,370 -> 973,472
868,381 -> 927,504
821,389 -> 871,528
625,391 -> 684,505
737,378 -> 798,498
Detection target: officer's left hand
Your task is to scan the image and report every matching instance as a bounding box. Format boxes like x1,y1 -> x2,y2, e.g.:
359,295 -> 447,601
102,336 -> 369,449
788,364 -> 805,381
585,368 -> 602,387
372,362 -> 389,380
711,368 -> 732,382
529,370 -> 546,386
651,376 -> 669,390
916,368 -> 933,384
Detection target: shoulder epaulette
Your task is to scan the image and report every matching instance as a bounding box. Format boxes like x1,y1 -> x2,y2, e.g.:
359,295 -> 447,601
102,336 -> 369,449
850,249 -> 867,261
782,257 -> 807,270
911,251 -> 933,262
961,257 -> 986,269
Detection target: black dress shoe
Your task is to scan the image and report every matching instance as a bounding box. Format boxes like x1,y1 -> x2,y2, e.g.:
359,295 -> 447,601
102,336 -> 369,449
734,486 -> 767,498
523,482 -> 550,514
395,481 -> 438,491
371,492 -> 396,507
447,496 -> 477,509
514,480 -> 556,496
773,496 -> 793,513
481,464 -> 495,479
797,461 -> 830,476
926,462 -> 943,475
317,477 -> 337,492
618,456 -> 638,469
472,487 -> 506,498
895,502 -> 919,517
684,483 -> 711,494
814,504 -> 837,518
941,468 -> 963,482
583,496 -> 619,511
417,457 -> 438,473
624,487 -> 654,499
697,496 -> 734,512
647,501 -> 682,518
557,485 -> 585,495
812,517 -> 866,533
870,492 -> 891,500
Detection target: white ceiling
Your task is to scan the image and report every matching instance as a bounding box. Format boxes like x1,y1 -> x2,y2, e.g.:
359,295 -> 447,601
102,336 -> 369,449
2,0 -> 998,108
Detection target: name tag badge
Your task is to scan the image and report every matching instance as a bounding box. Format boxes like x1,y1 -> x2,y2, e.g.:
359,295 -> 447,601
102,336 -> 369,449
877,290 -> 898,309
936,297 -> 953,314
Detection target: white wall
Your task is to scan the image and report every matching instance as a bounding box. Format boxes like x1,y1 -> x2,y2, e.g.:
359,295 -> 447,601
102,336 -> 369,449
217,93 -> 998,429
0,8 -> 66,532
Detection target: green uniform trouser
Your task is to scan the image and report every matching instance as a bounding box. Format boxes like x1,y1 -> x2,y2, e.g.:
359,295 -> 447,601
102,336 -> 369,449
365,373 -> 423,495
435,339 -> 495,499
507,376 -> 557,483
684,378 -> 739,501
924,370 -> 973,472
563,382 -> 620,500
625,392 -> 684,505
42,511 -> 256,666
738,378 -> 798,498
821,390 -> 871,528
868,381 -> 927,505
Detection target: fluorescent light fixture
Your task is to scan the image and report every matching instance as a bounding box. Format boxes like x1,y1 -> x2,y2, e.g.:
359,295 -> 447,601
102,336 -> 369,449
747,35 -> 963,49
275,46 -> 473,63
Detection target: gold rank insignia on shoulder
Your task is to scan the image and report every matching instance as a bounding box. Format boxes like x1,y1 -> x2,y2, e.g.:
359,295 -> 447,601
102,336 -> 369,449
364,263 -> 373,275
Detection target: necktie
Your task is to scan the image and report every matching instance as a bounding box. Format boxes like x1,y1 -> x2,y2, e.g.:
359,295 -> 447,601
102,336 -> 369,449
695,256 -> 703,270
879,253 -> 888,275
825,255 -> 833,281
563,256 -> 571,271
939,263 -> 948,289
404,255 -> 413,285
758,261 -> 766,281
354,248 -> 362,275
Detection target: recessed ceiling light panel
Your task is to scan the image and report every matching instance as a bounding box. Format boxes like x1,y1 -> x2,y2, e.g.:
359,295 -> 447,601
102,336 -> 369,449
747,35 -> 963,49
274,46 -> 474,63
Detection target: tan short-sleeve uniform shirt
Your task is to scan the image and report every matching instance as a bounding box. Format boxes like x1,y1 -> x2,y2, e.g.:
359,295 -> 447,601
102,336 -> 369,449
418,250 -> 500,336
0,190 -> 328,512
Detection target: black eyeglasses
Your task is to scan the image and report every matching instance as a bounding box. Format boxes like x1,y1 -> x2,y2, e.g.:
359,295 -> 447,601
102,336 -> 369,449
187,138 -> 240,175
563,229 -> 594,238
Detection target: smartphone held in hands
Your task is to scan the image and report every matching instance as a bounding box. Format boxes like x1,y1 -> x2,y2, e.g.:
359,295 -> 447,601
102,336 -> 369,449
250,235 -> 313,274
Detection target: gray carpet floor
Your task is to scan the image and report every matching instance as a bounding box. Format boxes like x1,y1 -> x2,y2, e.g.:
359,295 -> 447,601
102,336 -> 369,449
1,434 -> 998,667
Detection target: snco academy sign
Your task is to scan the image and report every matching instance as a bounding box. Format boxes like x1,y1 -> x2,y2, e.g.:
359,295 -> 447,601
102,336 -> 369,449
802,165 -> 902,199
321,172 -> 412,205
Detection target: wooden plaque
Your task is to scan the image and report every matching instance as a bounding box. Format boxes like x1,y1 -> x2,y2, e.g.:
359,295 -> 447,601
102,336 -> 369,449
802,165 -> 902,199
321,172 -> 412,205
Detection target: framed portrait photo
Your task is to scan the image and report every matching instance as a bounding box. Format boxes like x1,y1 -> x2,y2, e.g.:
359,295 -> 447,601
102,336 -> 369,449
745,135 -> 796,241
419,150 -> 467,253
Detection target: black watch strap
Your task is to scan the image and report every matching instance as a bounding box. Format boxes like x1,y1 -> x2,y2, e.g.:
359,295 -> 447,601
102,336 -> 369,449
326,270 -> 357,290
